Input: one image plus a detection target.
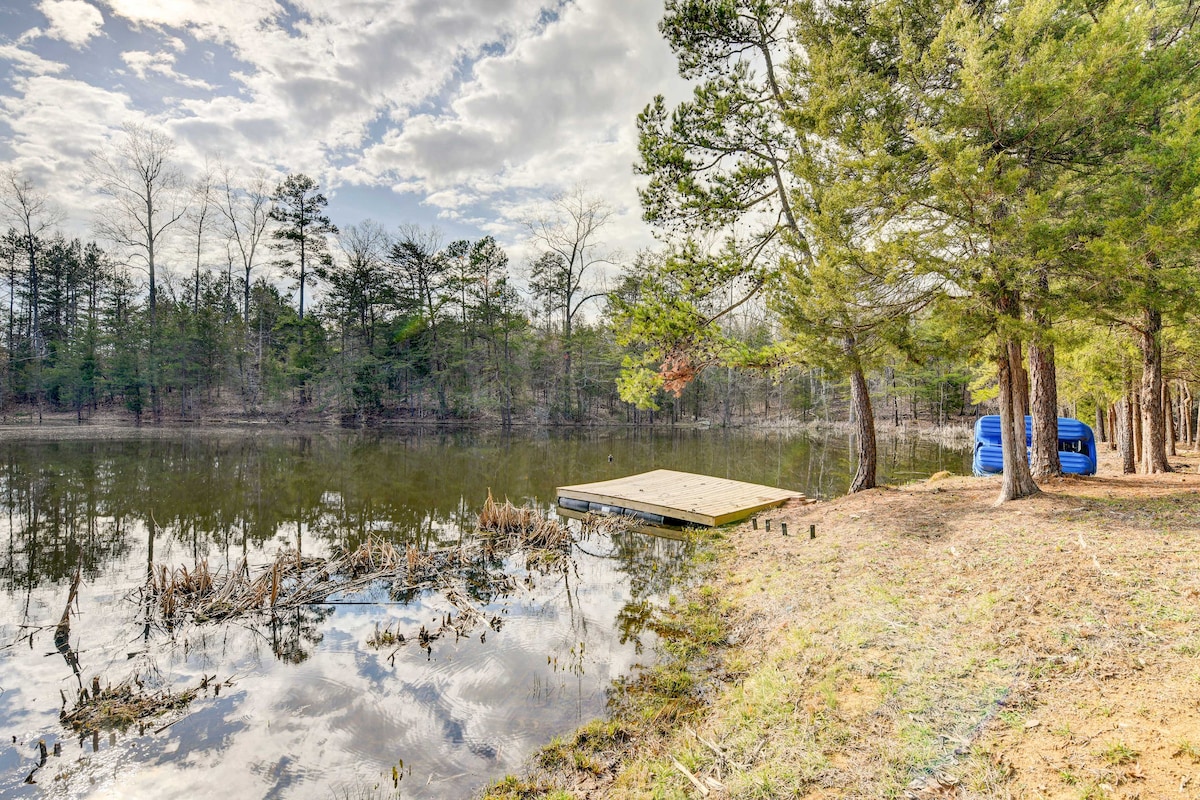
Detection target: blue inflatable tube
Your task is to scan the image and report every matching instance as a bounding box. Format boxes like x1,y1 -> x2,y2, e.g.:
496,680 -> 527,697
972,415 -> 1097,476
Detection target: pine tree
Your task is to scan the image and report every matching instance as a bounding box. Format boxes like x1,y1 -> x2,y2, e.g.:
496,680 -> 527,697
269,174 -> 337,322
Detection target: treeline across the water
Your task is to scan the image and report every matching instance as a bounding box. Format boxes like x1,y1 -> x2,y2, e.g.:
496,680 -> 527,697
0,147 -> 986,428
0,223 -> 987,428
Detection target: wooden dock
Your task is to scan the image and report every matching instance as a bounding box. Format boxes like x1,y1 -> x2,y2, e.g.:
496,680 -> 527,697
556,469 -> 803,527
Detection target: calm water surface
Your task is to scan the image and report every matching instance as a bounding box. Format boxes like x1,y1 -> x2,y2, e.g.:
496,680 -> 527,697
0,428 -> 968,799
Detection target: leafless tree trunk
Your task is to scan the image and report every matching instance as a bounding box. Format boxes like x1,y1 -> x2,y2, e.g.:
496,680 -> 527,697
89,123 -> 187,325
187,165 -> 215,315
89,123 -> 188,421
217,165 -> 273,324
526,186 -> 615,421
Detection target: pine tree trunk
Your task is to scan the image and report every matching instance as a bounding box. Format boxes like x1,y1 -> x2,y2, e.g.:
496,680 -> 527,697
1137,308 -> 1171,473
1119,396 -> 1136,474
1108,404 -> 1118,451
1164,377 -> 1176,457
1133,391 -> 1143,467
997,338 -> 1040,503
1013,338 -> 1029,425
847,355 -> 877,493
1028,339 -> 1061,479
1182,381 -> 1193,449
1094,402 -> 1106,443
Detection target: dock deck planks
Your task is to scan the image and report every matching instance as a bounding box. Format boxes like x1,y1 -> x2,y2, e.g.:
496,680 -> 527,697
556,469 -> 803,526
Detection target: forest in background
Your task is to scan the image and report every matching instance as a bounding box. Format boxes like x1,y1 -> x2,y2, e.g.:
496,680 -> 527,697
0,149 -> 983,430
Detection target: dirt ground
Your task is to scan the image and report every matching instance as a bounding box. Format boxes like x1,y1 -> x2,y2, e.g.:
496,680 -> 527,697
693,450 -> 1200,799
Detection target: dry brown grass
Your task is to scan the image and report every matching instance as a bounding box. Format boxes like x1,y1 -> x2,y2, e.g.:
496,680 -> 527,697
478,490 -> 574,550
514,451 -> 1200,799
143,504 -> 593,652
636,451 -> 1200,799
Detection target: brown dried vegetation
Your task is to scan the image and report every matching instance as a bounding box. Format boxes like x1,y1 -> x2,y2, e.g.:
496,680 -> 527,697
143,538 -> 429,624
61,677 -> 202,735
498,451 -> 1200,799
143,497 -> 599,657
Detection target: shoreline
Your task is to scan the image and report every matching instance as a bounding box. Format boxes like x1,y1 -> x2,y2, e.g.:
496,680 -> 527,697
0,410 -> 977,443
487,450 -> 1200,798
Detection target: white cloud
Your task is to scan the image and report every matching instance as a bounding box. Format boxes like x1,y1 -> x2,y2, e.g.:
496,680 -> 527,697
121,49 -> 214,89
0,43 -> 68,76
0,75 -> 138,232
0,0 -> 687,282
121,48 -> 172,79
423,187 -> 480,214
38,0 -> 104,47
359,0 -> 686,261
99,0 -> 283,40
96,0 -> 557,186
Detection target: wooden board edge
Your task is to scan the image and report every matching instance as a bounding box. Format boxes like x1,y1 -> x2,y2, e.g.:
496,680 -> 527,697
711,497 -> 796,526
554,507 -> 697,541
556,487 -> 716,525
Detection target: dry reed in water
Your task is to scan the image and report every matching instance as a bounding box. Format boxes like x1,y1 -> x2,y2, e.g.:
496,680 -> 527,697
477,489 -> 574,551
143,497 -> 629,650
143,532 -> 529,627
61,678 -> 201,734
143,538 -> 424,625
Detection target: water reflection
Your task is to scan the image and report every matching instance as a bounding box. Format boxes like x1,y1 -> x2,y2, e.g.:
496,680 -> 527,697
0,430 -> 965,798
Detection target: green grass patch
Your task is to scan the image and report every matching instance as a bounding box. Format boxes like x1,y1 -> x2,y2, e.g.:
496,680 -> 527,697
480,535 -> 728,797
1098,740 -> 1139,766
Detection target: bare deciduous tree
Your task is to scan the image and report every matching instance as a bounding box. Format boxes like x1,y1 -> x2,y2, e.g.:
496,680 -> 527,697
329,220 -> 391,347
185,160 -> 215,315
89,122 -> 189,324
526,186 -> 616,418
217,164 -> 273,323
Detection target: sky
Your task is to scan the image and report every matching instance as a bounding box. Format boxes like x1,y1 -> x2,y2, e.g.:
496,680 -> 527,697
0,0 -> 688,290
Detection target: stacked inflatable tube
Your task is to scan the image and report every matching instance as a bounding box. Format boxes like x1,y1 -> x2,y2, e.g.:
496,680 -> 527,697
972,415 -> 1097,477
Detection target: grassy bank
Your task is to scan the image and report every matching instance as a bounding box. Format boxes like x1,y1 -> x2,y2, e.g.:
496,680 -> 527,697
487,451 -> 1200,799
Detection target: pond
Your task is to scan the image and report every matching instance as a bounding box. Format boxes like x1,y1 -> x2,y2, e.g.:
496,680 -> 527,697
0,427 -> 969,799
